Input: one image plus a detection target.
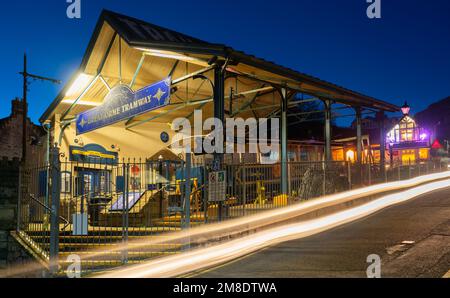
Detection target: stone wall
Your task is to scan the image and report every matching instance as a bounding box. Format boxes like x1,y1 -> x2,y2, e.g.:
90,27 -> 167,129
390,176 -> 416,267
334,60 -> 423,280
0,158 -> 20,227
0,231 -> 43,277
0,158 -> 43,276
0,158 -> 20,270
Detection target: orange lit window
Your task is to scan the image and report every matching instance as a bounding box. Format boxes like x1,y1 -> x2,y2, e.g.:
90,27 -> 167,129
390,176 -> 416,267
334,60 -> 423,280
419,148 -> 429,160
346,150 -> 355,163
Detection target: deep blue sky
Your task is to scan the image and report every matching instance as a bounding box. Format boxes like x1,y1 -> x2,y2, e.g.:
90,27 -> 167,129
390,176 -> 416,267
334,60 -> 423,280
1,0 -> 449,126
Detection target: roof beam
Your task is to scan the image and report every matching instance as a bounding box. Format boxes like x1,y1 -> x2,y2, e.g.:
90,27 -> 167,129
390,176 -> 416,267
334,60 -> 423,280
172,65 -> 215,86
125,60 -> 180,126
226,66 -> 398,112
126,98 -> 213,129
126,86 -> 277,129
129,53 -> 145,89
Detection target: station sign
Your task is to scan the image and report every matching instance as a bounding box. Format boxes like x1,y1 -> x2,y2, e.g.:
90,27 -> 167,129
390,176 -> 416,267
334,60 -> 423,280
76,77 -> 171,135
69,144 -> 118,165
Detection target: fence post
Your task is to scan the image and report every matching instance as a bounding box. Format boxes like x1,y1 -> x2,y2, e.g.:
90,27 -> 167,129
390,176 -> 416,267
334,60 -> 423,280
203,160 -> 209,223
243,166 -> 247,216
322,161 -> 326,196
49,146 -> 61,276
347,161 -> 352,190
184,152 -> 191,229
16,164 -> 23,232
122,163 -> 128,264
408,159 -> 412,179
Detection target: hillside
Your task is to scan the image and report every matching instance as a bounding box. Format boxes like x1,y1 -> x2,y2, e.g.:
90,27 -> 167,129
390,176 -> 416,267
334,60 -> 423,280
415,96 -> 450,141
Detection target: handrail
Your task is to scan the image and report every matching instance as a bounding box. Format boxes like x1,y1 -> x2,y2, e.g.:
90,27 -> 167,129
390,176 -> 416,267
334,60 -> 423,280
29,194 -> 71,231
190,184 -> 205,197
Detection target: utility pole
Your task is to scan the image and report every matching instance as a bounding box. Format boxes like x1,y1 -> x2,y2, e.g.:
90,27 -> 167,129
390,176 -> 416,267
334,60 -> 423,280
19,53 -> 61,164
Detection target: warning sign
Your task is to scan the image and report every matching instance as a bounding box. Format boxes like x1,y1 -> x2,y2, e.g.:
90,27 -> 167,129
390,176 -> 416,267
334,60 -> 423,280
208,171 -> 226,202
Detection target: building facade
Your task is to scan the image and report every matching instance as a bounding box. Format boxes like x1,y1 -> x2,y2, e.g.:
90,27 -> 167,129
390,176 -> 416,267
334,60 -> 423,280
0,98 -> 46,164
386,102 -> 430,165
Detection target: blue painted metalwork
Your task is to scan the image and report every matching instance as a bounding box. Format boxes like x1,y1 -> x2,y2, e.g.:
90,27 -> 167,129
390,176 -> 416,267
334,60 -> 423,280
76,77 -> 171,135
69,144 -> 119,165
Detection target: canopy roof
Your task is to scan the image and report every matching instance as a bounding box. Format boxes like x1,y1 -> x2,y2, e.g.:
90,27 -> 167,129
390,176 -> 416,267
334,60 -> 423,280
40,10 -> 399,127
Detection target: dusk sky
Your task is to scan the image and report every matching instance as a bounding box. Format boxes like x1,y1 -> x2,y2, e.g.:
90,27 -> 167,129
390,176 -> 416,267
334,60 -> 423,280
1,0 -> 449,126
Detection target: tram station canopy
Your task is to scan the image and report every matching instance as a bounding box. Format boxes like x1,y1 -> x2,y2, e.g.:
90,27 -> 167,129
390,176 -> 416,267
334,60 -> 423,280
40,10 -> 399,127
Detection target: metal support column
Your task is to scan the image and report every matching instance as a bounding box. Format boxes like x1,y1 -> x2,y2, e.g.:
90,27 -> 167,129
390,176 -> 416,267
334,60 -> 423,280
122,163 -> 129,264
377,111 -> 387,181
280,88 -> 288,195
355,107 -> 363,184
324,100 -> 332,162
213,65 -> 225,220
184,152 -> 192,229
355,107 -> 362,163
49,146 -> 61,276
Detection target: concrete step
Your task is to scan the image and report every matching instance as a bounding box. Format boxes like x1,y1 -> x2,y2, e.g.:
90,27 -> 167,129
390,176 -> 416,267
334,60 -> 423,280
59,250 -> 179,261
160,214 -> 206,222
152,221 -> 204,228
24,227 -> 181,238
58,259 -> 143,273
38,242 -> 183,252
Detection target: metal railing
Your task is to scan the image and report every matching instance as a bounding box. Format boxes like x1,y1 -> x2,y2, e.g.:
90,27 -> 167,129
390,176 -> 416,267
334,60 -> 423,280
16,152 -> 449,275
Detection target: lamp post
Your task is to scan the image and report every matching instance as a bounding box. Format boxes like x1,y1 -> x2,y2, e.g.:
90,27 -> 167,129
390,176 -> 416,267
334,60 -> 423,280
19,53 -> 61,165
401,101 -> 411,116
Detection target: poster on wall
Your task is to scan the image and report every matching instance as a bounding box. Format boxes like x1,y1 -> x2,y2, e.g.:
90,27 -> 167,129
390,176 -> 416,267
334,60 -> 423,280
76,77 -> 171,135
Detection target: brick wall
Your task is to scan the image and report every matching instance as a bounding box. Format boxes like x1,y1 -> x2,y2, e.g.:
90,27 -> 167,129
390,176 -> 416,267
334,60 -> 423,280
0,98 -> 46,164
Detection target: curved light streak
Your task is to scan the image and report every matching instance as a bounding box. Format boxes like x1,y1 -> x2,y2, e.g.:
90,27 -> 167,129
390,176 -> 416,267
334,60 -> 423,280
82,171 -> 450,262
2,171 -> 448,278
97,177 -> 450,278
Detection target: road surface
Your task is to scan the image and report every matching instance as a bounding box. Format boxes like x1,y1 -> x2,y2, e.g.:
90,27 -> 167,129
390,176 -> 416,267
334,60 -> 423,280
194,186 -> 450,278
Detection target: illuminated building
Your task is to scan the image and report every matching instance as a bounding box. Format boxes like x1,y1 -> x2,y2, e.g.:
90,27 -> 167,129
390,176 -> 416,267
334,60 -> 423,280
386,102 -> 430,165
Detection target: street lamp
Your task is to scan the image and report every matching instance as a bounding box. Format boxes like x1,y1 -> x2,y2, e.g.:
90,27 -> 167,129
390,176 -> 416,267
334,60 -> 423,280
401,101 -> 411,115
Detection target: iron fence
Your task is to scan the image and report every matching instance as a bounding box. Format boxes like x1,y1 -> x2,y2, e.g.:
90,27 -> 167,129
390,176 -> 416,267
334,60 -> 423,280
16,151 -> 449,275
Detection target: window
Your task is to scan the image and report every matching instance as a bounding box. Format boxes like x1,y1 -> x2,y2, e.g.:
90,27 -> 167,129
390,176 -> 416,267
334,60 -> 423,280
419,148 -> 429,160
387,116 -> 423,144
38,170 -> 48,197
61,171 -> 72,194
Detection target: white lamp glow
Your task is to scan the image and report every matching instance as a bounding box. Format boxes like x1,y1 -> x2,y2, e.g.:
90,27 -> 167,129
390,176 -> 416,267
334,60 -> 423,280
65,73 -> 94,98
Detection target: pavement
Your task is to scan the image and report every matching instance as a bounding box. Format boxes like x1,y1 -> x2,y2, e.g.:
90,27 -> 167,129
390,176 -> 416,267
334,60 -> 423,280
444,269 -> 450,278
194,186 -> 450,278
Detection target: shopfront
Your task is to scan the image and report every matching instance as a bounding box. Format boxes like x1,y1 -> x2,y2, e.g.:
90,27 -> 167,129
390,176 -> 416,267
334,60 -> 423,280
387,102 -> 431,165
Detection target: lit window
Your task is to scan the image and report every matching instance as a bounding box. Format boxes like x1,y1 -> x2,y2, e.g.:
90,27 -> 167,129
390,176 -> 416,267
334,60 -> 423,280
419,148 -> 429,160
61,171 -> 72,194
346,150 -> 355,163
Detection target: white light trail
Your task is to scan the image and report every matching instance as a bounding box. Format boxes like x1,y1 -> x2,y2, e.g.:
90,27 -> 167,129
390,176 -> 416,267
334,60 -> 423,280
3,171 -> 449,278
97,177 -> 450,278
83,171 -> 450,263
